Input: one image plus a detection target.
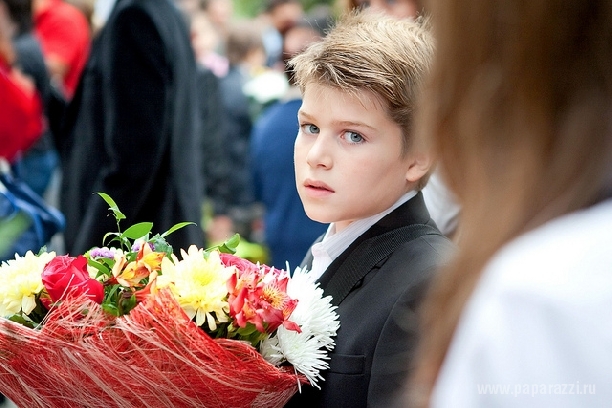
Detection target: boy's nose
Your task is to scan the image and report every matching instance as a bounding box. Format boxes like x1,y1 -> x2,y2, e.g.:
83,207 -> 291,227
305,135 -> 333,169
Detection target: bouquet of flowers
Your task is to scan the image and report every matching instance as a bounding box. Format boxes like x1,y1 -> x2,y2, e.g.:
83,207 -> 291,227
0,194 -> 339,407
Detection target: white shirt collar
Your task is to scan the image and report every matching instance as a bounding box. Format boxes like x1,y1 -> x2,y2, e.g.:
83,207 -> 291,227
308,191 -> 417,281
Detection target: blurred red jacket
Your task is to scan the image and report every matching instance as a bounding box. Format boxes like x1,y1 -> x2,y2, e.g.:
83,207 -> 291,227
0,58 -> 43,163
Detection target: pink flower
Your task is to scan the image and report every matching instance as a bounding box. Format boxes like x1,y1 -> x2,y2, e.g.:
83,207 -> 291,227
219,253 -> 260,274
42,255 -> 104,304
222,254 -> 300,334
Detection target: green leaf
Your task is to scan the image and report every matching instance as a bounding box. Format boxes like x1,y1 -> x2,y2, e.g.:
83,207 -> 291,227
87,258 -> 111,277
249,332 -> 267,349
126,251 -> 139,262
29,298 -> 49,323
102,231 -> 121,246
7,314 -> 37,329
121,222 -> 153,240
97,192 -> 125,221
149,234 -> 173,256
161,222 -> 196,238
236,322 -> 259,337
105,284 -> 121,302
209,233 -> 241,254
118,293 -> 137,316
102,303 -> 120,317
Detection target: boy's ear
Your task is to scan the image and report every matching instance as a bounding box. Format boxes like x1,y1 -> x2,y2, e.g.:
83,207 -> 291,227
405,150 -> 433,183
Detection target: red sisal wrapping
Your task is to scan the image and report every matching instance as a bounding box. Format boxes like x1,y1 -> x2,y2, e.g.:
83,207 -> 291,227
0,290 -> 305,407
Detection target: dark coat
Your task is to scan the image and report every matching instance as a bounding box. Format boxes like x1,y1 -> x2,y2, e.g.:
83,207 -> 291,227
286,192 -> 455,408
196,64 -> 231,216
57,0 -> 204,254
218,65 -> 255,209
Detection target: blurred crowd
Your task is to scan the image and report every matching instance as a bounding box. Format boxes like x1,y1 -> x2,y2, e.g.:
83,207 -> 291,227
0,0 -> 342,269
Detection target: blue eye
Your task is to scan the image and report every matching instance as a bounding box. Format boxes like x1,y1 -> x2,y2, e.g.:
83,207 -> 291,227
344,131 -> 364,144
301,124 -> 320,134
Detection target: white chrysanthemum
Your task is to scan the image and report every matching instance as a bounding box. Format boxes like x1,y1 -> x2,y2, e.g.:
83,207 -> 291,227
0,251 -> 56,317
260,266 -> 340,388
156,246 -> 231,330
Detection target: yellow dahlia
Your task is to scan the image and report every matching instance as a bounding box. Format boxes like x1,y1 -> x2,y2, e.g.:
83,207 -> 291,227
0,251 -> 56,317
156,246 -> 231,330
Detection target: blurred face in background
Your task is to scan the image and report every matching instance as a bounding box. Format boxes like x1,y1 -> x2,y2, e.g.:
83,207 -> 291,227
282,24 -> 323,85
207,0 -> 233,30
0,0 -> 15,64
367,0 -> 419,19
191,12 -> 219,60
269,2 -> 303,34
174,0 -> 199,15
283,25 -> 321,61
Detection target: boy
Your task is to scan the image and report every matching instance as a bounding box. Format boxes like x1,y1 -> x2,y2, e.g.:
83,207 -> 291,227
285,11 -> 454,408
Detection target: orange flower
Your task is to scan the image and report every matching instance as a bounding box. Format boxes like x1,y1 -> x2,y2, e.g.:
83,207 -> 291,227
112,244 -> 164,288
134,270 -> 158,302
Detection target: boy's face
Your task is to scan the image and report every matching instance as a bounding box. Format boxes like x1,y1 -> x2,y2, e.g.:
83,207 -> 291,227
295,83 -> 420,232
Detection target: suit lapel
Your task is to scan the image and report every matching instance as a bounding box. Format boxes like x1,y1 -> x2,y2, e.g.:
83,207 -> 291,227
323,224 -> 438,306
318,192 -> 436,306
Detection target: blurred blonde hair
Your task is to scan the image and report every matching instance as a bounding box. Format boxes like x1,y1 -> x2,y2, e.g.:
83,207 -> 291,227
289,10 -> 435,181
412,0 -> 612,404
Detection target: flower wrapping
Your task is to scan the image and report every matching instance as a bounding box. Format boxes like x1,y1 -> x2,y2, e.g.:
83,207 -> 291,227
0,290 -> 301,407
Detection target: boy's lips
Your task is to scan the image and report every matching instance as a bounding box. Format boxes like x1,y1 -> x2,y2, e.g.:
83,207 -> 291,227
304,179 -> 335,193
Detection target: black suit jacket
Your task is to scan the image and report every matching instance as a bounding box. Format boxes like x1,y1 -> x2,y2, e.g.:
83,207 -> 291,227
286,192 -> 454,407
57,0 -> 204,254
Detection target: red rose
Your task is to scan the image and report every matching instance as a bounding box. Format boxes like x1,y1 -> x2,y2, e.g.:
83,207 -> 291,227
42,255 -> 105,304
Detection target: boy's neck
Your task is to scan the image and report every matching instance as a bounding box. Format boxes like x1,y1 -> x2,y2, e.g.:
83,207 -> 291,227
328,190 -> 417,236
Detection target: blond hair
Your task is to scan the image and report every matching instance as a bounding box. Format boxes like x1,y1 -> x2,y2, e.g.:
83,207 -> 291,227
289,11 -> 434,163
411,0 -> 612,405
